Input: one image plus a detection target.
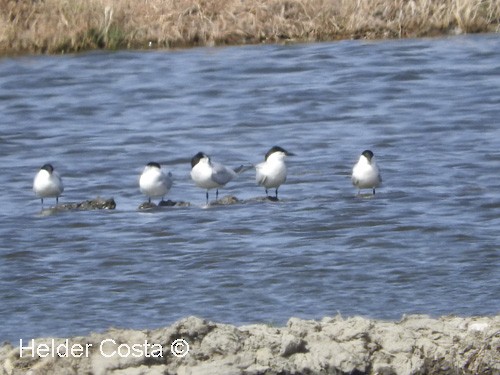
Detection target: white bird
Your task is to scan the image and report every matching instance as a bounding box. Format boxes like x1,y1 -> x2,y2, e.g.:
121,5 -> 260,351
351,150 -> 382,195
190,152 -> 243,204
139,162 -> 173,203
255,146 -> 294,199
33,164 -> 64,205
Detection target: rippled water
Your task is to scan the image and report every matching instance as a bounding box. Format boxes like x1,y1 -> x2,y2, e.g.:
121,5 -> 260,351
1,34 -> 499,344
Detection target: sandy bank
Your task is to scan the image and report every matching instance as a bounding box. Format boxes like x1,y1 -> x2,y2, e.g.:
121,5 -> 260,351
1,314 -> 498,374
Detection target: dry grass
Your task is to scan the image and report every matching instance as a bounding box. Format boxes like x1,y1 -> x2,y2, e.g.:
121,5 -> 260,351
1,0 -> 499,55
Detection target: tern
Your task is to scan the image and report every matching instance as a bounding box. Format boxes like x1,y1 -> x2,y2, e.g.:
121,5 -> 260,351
255,146 -> 294,199
351,150 -> 382,195
33,164 -> 64,205
139,162 -> 173,203
190,152 -> 244,204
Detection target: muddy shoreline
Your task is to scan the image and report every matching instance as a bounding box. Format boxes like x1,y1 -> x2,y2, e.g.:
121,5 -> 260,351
1,314 -> 498,374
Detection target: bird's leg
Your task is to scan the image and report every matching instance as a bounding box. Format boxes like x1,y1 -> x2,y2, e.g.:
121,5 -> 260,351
148,197 -> 151,203
275,188 -> 279,199
372,188 -> 376,195
206,191 -> 209,205
216,189 -> 219,201
56,197 -> 59,204
265,188 -> 268,197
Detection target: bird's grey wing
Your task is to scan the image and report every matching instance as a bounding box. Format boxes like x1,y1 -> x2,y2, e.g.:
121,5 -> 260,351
211,163 -> 236,185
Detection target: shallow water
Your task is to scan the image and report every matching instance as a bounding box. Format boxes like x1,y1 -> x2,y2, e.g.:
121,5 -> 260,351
0,34 -> 499,344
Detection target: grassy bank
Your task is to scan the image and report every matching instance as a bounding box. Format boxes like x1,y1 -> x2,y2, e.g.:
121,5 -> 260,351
1,0 -> 499,55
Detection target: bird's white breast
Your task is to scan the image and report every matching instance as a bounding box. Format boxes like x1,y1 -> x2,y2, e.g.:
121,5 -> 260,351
256,159 -> 287,188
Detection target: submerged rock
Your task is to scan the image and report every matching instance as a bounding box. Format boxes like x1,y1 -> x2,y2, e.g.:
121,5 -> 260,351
209,195 -> 283,206
137,195 -> 285,209
41,197 -> 116,213
1,315 -> 498,375
138,199 -> 190,210
210,195 -> 241,205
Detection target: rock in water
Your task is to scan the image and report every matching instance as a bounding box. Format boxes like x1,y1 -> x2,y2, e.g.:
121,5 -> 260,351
41,198 -> 116,214
138,200 -> 190,210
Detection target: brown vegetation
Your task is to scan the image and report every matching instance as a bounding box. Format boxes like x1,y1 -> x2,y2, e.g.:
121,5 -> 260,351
1,0 -> 499,55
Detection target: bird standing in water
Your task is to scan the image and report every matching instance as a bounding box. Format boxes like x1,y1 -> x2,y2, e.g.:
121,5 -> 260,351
351,150 -> 382,195
139,162 -> 173,203
190,152 -> 243,204
255,146 -> 294,200
33,164 -> 64,205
